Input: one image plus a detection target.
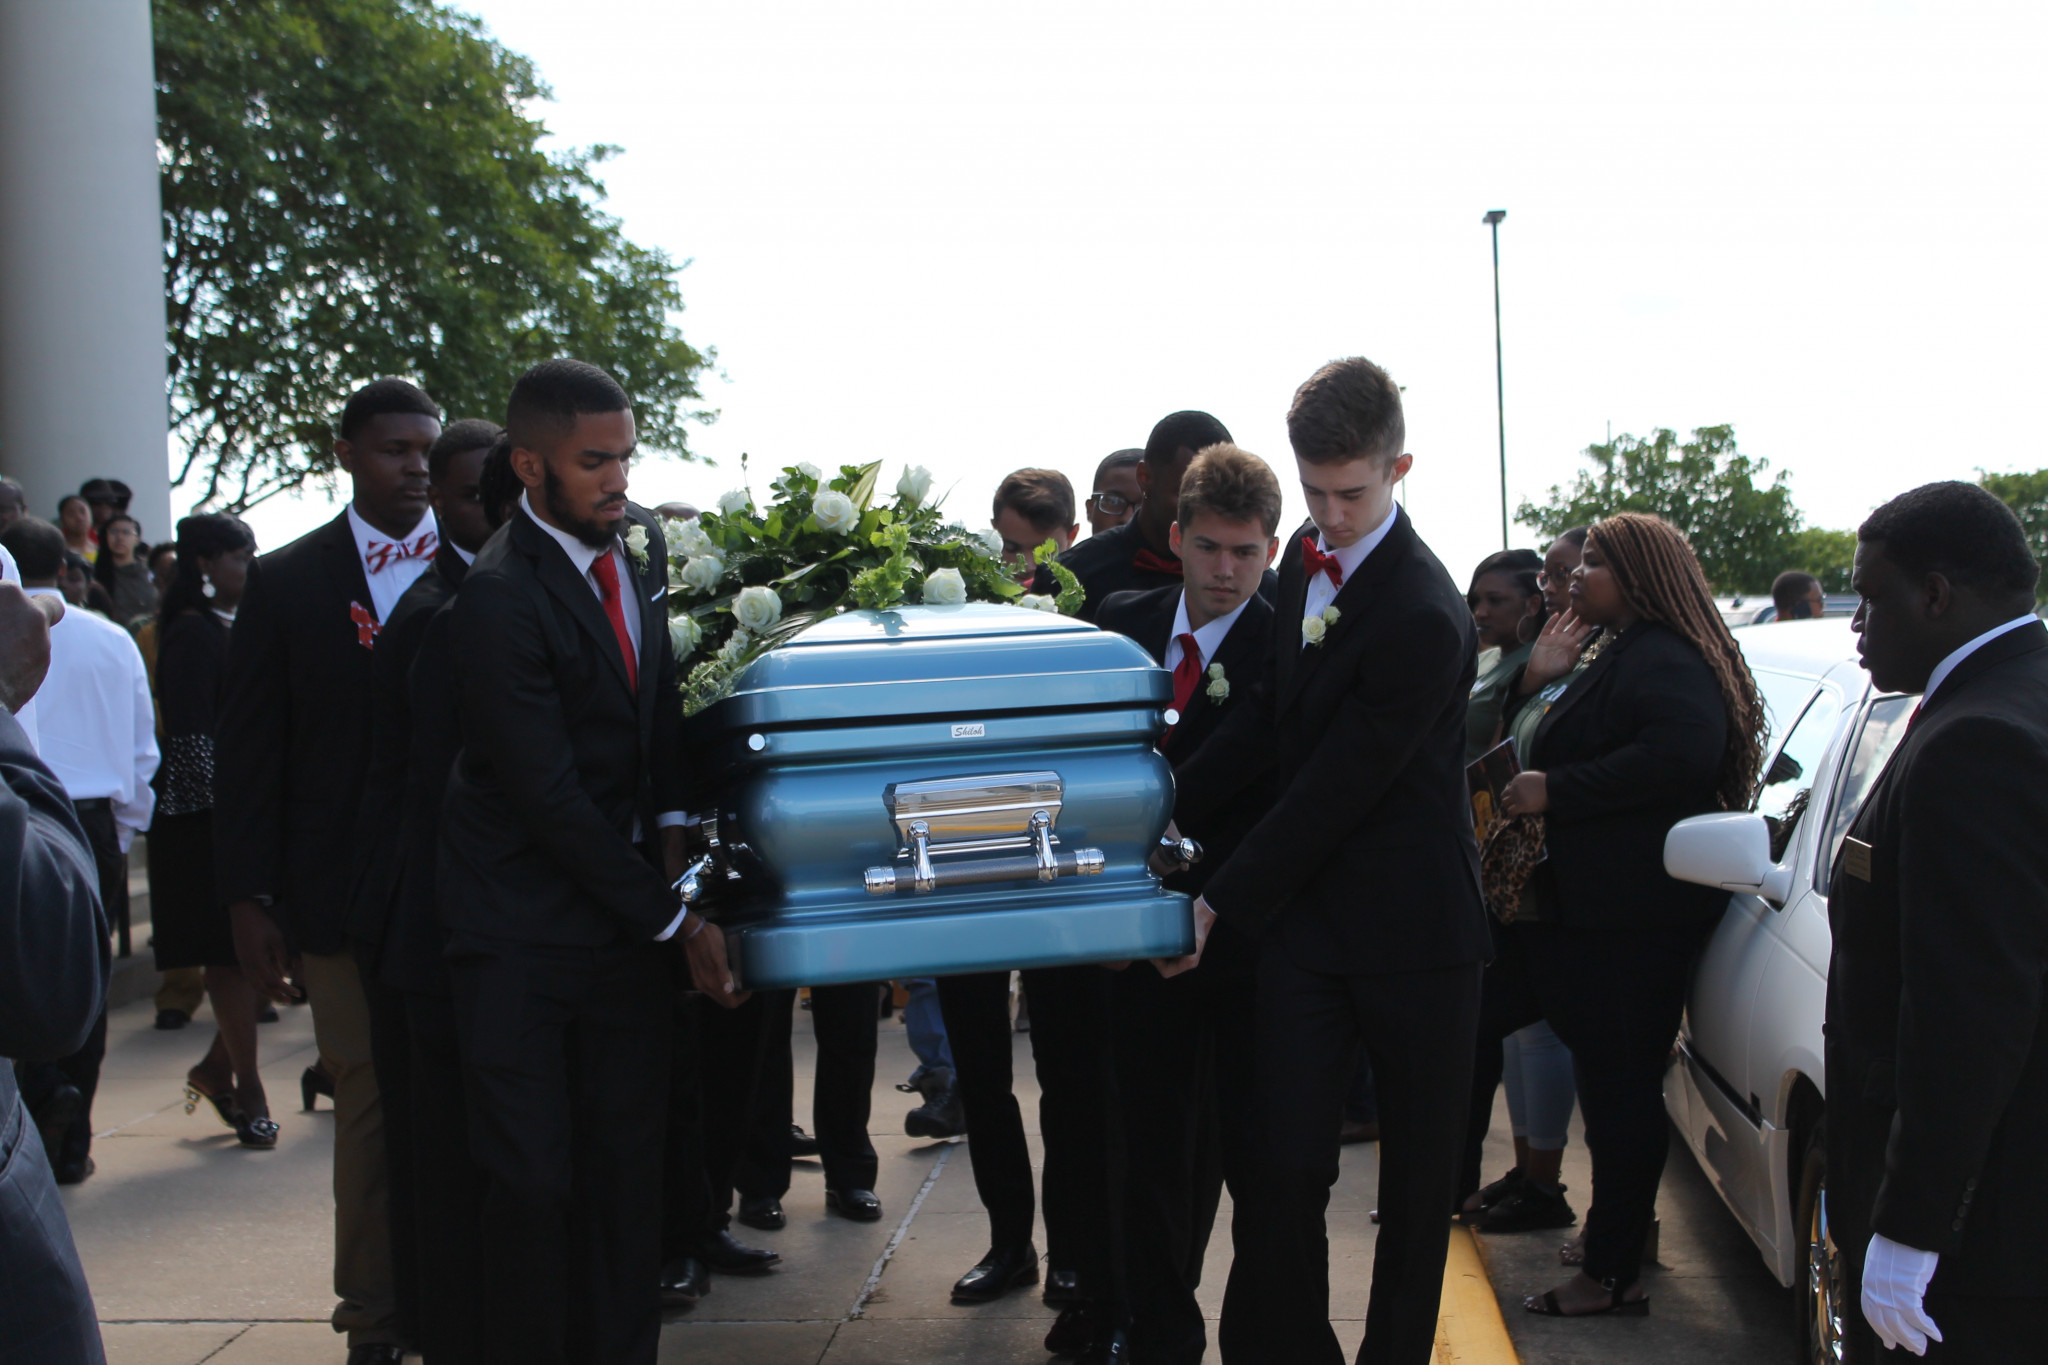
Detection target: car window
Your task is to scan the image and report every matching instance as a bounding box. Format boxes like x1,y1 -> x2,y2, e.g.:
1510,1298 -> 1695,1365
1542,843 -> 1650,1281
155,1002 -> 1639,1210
1750,667 -> 1820,749
1755,687 -> 1843,862
1819,695 -> 1915,884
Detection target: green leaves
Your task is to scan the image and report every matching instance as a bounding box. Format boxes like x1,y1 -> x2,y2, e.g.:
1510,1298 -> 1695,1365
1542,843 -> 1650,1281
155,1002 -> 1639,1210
156,0 -> 714,511
1979,469 -> 2048,601
1034,540 -> 1086,614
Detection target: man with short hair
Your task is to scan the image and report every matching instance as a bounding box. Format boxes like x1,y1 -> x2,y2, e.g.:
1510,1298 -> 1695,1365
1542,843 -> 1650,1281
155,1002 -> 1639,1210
440,359 -> 734,1365
0,516 -> 156,1186
77,478 -> 131,539
0,477 -> 26,534
1772,569 -> 1825,621
1830,481 -> 2048,1362
1096,443 -> 1281,1365
991,467 -> 1079,578
1168,358 -> 1489,1364
1085,449 -> 1143,536
215,377 -> 444,1365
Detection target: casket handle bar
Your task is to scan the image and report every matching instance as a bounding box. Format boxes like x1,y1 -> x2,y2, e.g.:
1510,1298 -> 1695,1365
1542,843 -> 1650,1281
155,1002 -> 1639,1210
864,842 -> 1106,895
1156,836 -> 1204,872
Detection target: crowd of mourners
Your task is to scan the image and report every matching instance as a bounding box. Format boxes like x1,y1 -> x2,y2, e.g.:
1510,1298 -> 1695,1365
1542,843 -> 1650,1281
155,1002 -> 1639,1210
3,354 -> 2044,1365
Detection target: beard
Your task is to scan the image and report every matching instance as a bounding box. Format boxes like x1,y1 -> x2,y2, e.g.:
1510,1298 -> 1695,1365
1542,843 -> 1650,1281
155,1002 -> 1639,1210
543,461 -> 624,550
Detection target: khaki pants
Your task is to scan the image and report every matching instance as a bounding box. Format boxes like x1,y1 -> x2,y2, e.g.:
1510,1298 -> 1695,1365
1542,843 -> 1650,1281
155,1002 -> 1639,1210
154,966 -> 206,1017
301,946 -> 398,1346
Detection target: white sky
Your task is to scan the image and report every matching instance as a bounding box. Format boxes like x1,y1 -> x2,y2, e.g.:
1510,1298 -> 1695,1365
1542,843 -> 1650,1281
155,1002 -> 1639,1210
200,0 -> 2048,589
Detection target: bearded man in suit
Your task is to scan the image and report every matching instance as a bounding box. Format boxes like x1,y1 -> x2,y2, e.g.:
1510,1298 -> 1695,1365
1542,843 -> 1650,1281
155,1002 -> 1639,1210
1830,481 -> 2048,1363
438,360 -> 739,1365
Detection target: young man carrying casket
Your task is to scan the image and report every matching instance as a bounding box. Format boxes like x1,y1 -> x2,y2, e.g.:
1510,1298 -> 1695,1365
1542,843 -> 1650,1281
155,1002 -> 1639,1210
1094,443 -> 1280,1365
1162,358 -> 1490,1365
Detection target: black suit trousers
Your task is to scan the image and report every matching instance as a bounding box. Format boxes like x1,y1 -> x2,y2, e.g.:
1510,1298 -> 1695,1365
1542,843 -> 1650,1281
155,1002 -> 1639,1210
401,988 -> 485,1365
1220,953 -> 1481,1365
450,940 -> 670,1365
937,966 -> 1114,1288
15,803 -> 119,1171
1112,961 -> 1258,1365
733,985 -> 883,1200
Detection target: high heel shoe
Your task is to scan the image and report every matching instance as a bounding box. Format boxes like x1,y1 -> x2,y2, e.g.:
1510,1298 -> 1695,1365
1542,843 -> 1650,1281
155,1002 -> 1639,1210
301,1063 -> 335,1112
235,1111 -> 280,1149
184,1074 -> 238,1129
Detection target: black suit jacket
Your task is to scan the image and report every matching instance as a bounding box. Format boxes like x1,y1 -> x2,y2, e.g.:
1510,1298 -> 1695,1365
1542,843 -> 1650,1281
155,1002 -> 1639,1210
438,504 -> 689,948
1826,621 -> 2048,1293
346,539 -> 468,969
1528,622 -> 1731,932
1174,511 -> 1489,976
214,511 -> 398,954
1096,584 -> 1277,976
1046,518 -> 1280,623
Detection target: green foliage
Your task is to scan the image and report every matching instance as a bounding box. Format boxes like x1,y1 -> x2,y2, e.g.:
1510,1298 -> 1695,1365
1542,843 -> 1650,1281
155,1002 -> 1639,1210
155,0 -> 713,510
1034,540 -> 1087,615
1518,426 -> 1822,594
1979,469 -> 2048,598
1783,527 -> 1857,594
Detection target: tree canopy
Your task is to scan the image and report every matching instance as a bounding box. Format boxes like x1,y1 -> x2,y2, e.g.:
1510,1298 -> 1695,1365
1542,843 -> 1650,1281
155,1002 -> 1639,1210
1517,425 -> 1851,595
156,0 -> 713,511
1979,469 -> 2048,597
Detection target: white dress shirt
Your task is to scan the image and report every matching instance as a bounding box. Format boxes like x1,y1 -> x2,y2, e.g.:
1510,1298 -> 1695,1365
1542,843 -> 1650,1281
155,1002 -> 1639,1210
1164,592 -> 1251,677
518,496 -> 690,938
0,544 -> 37,749
346,503 -> 439,622
25,586 -> 158,849
1300,505 -> 1398,645
1922,612 -> 2040,703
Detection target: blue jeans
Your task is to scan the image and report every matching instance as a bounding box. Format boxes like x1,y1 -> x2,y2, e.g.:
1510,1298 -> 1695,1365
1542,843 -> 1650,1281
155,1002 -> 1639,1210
1501,1020 -> 1575,1151
902,978 -> 954,1084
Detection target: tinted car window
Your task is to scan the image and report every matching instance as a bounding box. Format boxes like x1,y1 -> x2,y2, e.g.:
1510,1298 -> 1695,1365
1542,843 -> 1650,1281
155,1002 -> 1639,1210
1751,667 -> 1820,753
1755,688 -> 1843,860
1820,695 -> 1914,883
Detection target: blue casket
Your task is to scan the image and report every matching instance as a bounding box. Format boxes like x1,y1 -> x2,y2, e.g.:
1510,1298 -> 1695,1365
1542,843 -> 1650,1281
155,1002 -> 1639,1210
682,603 -> 1194,989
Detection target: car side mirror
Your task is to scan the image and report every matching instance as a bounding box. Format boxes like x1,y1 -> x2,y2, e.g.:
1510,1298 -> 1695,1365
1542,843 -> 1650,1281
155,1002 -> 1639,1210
1664,812 -> 1794,902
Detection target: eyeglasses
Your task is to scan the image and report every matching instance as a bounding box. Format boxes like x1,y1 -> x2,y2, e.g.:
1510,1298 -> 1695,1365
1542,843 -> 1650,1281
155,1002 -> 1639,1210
1087,491 -> 1135,514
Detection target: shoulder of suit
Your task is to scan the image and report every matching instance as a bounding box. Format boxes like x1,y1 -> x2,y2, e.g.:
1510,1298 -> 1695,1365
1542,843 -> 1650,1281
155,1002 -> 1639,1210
1097,583 -> 1175,626
257,510 -> 352,570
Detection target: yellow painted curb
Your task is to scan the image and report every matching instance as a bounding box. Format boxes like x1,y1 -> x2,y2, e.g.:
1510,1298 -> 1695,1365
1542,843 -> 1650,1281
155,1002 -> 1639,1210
1435,1224 -> 1522,1364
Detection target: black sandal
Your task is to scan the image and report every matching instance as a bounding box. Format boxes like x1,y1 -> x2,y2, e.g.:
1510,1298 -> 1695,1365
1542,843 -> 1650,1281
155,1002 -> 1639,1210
234,1111 -> 280,1150
1524,1278 -> 1648,1317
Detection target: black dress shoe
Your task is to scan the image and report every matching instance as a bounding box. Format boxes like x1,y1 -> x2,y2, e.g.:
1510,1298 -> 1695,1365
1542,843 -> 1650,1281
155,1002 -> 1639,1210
345,1346 -> 405,1365
825,1186 -> 882,1222
1475,1179 -> 1577,1233
737,1195 -> 786,1231
689,1229 -> 780,1275
153,1008 -> 190,1030
1042,1266 -> 1082,1306
1044,1300 -> 1111,1354
789,1122 -> 821,1157
660,1255 -> 711,1306
1077,1325 -> 1131,1364
952,1243 -> 1039,1303
52,1154 -> 95,1186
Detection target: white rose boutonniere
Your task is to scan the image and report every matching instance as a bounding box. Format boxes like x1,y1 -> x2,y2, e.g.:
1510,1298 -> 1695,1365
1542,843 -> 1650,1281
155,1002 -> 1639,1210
717,488 -> 753,517
921,567 -> 967,605
812,489 -> 858,534
1302,603 -> 1341,647
733,584 -> 784,632
897,464 -> 934,508
680,554 -> 726,594
1206,661 -> 1230,702
623,523 -> 650,571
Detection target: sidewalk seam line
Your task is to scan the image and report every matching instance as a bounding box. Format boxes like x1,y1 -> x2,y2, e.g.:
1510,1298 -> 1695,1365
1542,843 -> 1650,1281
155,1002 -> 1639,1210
189,1323 -> 251,1363
845,1141 -> 953,1321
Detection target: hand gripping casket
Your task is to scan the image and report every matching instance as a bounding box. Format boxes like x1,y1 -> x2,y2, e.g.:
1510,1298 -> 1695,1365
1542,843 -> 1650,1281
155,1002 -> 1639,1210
681,603 -> 1194,990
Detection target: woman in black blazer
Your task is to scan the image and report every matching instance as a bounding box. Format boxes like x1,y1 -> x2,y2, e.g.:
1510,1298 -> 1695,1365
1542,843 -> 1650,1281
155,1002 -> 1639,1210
1495,513 -> 1767,1316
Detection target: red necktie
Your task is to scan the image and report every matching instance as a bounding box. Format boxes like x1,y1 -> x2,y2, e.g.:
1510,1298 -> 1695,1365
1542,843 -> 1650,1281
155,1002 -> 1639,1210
1165,633 -> 1202,742
1302,536 -> 1344,588
590,552 -> 639,692
1133,547 -> 1184,577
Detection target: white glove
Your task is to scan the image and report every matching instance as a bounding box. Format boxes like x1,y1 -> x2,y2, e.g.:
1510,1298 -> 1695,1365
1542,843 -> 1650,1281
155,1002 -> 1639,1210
1861,1233 -> 1942,1355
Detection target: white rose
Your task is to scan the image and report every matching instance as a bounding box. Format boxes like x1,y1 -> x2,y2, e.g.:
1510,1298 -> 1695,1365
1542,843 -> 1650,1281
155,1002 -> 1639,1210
1207,662 -> 1225,680
667,613 -> 702,661
1207,677 -> 1230,702
897,464 -> 933,508
680,555 -> 726,594
733,584 -> 784,632
718,628 -> 754,662
1302,615 -> 1327,646
812,490 -> 858,534
797,461 -> 822,481
718,488 -> 753,516
1322,605 -> 1342,626
672,517 -> 713,559
922,567 -> 967,606
1018,593 -> 1059,612
977,527 -> 1004,557
623,523 -> 650,565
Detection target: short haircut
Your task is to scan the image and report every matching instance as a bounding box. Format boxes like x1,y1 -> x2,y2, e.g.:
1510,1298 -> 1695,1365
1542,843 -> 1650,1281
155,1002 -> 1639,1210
0,478 -> 23,506
1859,481 -> 2040,600
79,477 -> 132,508
1771,570 -> 1821,617
993,468 -> 1076,534
1144,412 -> 1232,467
477,434 -> 522,528
1093,449 -> 1143,487
1177,443 -> 1283,537
1555,525 -> 1591,551
1287,357 -> 1405,465
429,418 -> 505,483
339,378 -> 440,441
56,493 -> 87,518
148,542 -> 177,570
505,359 -> 630,453
1,517 -> 65,580
101,513 -> 140,536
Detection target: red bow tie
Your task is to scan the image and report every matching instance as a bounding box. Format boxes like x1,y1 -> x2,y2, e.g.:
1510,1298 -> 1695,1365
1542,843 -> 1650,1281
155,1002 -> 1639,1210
365,530 -> 438,574
1302,537 -> 1344,588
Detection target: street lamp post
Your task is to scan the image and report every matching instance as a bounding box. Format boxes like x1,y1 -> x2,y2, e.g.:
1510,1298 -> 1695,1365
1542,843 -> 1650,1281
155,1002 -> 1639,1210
1483,209 -> 1508,550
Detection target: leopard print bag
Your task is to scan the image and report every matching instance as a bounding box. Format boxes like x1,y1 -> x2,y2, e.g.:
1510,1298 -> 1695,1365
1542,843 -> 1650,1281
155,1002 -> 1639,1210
1479,812 -> 1547,923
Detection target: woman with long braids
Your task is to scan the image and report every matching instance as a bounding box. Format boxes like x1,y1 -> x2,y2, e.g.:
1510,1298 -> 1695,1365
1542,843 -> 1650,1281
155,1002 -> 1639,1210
1494,513 -> 1767,1316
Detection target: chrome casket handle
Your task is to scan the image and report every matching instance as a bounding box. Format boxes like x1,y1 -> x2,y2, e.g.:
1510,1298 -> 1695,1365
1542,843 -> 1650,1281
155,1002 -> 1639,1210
865,845 -> 1106,895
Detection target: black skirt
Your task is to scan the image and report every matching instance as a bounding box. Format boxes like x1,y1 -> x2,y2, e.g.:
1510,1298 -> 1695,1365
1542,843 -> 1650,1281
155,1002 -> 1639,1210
148,809 -> 236,970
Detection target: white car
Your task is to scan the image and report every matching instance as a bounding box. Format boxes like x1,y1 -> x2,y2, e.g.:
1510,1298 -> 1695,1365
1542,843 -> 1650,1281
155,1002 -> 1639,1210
1660,619 -> 1914,1365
